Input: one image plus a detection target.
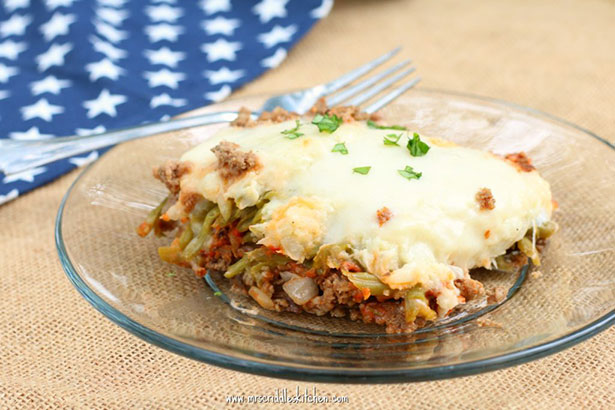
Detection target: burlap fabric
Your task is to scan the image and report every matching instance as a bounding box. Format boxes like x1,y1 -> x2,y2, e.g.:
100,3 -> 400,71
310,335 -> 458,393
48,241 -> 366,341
1,0 -> 614,408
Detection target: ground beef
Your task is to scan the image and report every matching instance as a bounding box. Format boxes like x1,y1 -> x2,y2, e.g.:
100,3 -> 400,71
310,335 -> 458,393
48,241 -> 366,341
309,97 -> 328,115
211,141 -> 261,181
504,152 -> 535,172
230,107 -> 257,127
153,160 -> 191,195
358,302 -> 415,333
179,192 -> 202,213
376,207 -> 393,226
309,97 -> 381,122
476,188 -> 495,211
487,286 -> 507,304
257,106 -> 299,123
455,277 -> 485,301
231,106 -> 299,127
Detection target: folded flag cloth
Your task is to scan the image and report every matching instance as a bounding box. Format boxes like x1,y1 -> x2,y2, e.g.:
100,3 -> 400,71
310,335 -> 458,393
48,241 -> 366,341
0,0 -> 332,205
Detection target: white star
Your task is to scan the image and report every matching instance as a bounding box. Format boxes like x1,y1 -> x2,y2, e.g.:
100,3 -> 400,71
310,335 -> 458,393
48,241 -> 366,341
76,125 -> 105,136
0,14 -> 32,37
85,58 -> 124,81
40,12 -> 76,42
30,75 -> 71,95
3,167 -> 47,183
201,16 -> 240,36
253,0 -> 288,23
144,24 -> 184,42
0,40 -> 26,60
0,90 -> 8,100
204,84 -> 231,102
83,89 -> 127,118
0,189 -> 19,205
201,38 -> 241,62
4,0 -> 30,13
143,68 -> 185,89
200,0 -> 231,15
89,35 -> 127,61
261,47 -> 286,68
310,0 -> 333,18
146,5 -> 183,22
9,126 -> 54,140
45,0 -> 78,10
96,7 -> 129,26
0,63 -> 18,83
36,43 -> 72,71
20,98 -> 64,121
150,93 -> 187,108
69,151 -> 99,167
95,20 -> 128,43
97,0 -> 127,7
203,67 -> 244,85
257,24 -> 296,48
144,47 -> 185,68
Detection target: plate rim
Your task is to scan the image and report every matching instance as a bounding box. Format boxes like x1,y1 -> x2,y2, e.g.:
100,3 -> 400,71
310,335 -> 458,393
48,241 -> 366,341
55,88 -> 615,383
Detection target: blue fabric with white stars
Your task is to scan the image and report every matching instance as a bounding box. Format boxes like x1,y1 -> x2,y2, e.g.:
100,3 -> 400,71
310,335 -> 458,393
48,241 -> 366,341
0,0 -> 333,204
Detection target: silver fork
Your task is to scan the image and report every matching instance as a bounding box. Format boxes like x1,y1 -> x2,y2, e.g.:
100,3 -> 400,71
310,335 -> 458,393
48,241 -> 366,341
0,47 -> 420,176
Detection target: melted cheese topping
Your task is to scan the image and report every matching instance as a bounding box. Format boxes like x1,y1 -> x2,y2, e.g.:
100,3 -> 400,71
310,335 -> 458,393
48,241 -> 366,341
175,120 -> 553,308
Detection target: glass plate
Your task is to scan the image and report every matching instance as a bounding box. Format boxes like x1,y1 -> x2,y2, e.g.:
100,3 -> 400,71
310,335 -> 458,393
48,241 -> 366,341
56,89 -> 615,383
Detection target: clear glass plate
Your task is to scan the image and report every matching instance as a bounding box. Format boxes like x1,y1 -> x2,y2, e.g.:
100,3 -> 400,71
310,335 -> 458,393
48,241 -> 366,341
56,89 -> 615,383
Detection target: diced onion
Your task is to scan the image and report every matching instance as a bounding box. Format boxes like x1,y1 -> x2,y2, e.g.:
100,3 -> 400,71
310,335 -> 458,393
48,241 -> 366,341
279,271 -> 298,282
248,286 -> 275,310
282,277 -> 319,305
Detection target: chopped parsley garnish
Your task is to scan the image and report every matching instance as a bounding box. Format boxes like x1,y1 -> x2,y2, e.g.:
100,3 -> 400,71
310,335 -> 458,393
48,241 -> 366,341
353,166 -> 371,175
214,291 -> 222,297
367,120 -> 407,131
383,133 -> 402,146
406,132 -> 430,157
281,120 -> 303,139
166,272 -> 176,277
312,113 -> 342,133
398,165 -> 422,180
331,142 -> 348,155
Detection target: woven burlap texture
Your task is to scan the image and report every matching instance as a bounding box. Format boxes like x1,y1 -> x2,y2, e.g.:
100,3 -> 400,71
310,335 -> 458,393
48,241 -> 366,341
1,0 -> 614,408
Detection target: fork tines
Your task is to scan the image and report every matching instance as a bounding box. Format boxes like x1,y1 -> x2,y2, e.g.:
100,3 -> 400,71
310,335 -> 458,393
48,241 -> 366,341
323,47 -> 421,114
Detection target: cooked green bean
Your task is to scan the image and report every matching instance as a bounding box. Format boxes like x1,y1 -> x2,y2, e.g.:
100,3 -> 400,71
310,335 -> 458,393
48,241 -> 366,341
178,225 -> 193,249
137,196 -> 169,237
182,207 -> 220,260
190,199 -> 215,221
158,244 -> 181,264
518,236 -> 540,266
494,255 -> 515,272
224,255 -> 250,278
237,206 -> 258,232
536,220 -> 558,239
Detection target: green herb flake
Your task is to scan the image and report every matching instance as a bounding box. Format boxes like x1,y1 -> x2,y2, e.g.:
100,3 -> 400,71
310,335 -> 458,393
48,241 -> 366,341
383,133 -> 402,146
214,291 -> 222,297
398,165 -> 422,180
281,120 -> 304,140
367,120 -> 407,131
312,113 -> 343,133
406,132 -> 430,157
166,272 -> 176,277
331,142 -> 349,155
352,166 -> 371,175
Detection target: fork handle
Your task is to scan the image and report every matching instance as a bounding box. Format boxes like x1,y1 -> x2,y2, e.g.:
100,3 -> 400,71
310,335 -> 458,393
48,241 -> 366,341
0,111 -> 240,176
